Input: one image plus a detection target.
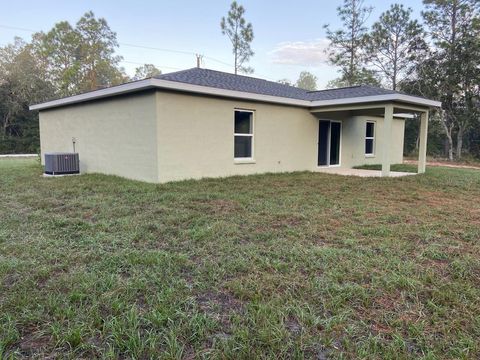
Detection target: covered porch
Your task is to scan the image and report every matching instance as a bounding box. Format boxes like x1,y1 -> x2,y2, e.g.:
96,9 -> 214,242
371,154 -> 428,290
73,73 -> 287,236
310,102 -> 431,177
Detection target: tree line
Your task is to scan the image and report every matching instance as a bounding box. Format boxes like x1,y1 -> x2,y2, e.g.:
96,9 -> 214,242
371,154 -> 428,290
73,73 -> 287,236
297,0 -> 479,160
1,1 -> 479,160
0,12 -> 161,153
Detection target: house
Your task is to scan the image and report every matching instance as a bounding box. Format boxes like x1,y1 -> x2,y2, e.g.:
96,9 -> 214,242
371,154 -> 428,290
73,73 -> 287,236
30,68 -> 441,183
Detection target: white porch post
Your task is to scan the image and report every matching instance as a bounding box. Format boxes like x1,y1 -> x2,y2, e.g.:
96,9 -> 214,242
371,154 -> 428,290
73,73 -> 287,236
382,104 -> 394,177
418,110 -> 429,174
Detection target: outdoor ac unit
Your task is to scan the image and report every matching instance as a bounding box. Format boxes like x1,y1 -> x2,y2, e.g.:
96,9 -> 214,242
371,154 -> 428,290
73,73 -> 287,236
44,153 -> 80,175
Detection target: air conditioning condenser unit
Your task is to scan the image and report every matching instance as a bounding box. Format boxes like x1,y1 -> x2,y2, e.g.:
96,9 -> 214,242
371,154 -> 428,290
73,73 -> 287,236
44,153 -> 80,175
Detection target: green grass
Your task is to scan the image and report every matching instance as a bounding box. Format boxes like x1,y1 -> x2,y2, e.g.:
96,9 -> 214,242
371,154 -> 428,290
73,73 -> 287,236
1,159 -> 480,359
353,163 -> 419,173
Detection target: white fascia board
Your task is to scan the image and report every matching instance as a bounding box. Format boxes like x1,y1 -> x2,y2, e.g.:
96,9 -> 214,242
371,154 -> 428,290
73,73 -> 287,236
393,113 -> 415,119
29,79 -> 155,110
310,94 -> 441,108
30,78 -> 441,111
395,94 -> 442,108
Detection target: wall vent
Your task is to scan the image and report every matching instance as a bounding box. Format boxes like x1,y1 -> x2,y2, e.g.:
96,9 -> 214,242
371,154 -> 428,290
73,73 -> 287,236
44,153 -> 80,175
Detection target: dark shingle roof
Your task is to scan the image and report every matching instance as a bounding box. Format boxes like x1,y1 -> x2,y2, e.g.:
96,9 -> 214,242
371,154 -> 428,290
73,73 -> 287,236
31,67 -> 440,111
306,86 -> 397,101
155,68 -> 308,100
154,68 -> 400,102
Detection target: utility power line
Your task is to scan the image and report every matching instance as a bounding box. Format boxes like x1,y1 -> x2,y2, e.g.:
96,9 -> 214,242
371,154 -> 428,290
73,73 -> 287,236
0,24 -> 36,33
120,60 -> 182,71
117,42 -> 194,56
0,39 -> 181,72
0,23 -> 276,81
0,24 -> 234,70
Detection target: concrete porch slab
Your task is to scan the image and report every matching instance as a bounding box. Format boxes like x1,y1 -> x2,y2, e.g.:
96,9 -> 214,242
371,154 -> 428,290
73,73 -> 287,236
316,168 -> 416,177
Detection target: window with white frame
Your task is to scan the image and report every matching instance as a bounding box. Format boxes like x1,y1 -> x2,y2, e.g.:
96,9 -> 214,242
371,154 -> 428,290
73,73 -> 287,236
365,121 -> 375,156
234,110 -> 254,159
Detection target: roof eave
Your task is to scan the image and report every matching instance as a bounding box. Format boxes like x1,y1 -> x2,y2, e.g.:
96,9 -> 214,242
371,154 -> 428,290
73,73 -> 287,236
309,94 -> 441,109
30,79 -> 441,111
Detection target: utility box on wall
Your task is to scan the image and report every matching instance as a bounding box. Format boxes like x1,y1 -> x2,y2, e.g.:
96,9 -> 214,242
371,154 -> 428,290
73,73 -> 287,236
44,153 -> 80,175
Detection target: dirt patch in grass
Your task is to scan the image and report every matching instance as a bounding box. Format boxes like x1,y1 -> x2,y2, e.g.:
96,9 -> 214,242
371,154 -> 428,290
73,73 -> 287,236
422,258 -> 450,275
196,290 -> 244,319
422,192 -> 458,207
209,199 -> 240,214
271,214 -> 304,229
367,292 -> 423,339
373,292 -> 401,312
371,321 -> 395,335
190,198 -> 240,215
12,323 -> 53,357
284,316 -> 302,336
194,289 -> 245,346
2,272 -> 20,287
19,333 -> 51,354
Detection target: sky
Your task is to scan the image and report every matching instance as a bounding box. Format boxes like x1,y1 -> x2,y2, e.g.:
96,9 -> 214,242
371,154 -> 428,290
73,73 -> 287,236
0,0 -> 425,88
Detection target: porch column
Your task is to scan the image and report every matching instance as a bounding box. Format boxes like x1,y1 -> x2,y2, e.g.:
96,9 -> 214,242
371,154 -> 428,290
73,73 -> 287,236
418,111 -> 429,174
382,104 -> 394,177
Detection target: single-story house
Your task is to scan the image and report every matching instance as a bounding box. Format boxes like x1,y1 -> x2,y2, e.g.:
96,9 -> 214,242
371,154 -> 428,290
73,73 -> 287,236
30,68 -> 441,183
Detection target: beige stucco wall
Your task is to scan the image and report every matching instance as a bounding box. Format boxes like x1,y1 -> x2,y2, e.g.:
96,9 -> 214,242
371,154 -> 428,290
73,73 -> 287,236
38,90 -> 407,183
155,92 -> 406,182
339,115 -> 405,168
155,91 -> 318,183
39,92 -> 158,182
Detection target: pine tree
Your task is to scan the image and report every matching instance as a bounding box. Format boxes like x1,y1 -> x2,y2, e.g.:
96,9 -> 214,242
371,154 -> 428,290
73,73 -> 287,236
221,1 -> 254,74
76,11 -> 126,91
365,4 -> 426,90
37,21 -> 81,97
422,0 -> 480,159
324,0 -> 377,87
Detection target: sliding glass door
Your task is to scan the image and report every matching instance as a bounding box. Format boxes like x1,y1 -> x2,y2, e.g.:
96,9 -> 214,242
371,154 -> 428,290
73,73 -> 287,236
318,120 -> 341,167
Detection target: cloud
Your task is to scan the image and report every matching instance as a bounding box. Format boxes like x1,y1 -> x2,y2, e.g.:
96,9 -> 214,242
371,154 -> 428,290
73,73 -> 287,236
269,38 -> 330,66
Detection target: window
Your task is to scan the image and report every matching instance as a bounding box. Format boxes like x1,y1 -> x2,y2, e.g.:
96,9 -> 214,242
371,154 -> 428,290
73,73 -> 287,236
234,110 -> 254,159
365,121 -> 375,156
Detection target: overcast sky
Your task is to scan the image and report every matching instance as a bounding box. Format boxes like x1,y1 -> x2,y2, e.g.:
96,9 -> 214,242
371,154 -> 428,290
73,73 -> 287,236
1,0 -> 425,88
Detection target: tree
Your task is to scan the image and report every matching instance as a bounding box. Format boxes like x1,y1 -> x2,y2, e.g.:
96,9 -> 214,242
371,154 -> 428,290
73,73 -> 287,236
220,1 -> 254,74
277,78 -> 292,86
402,56 -> 450,158
0,38 -> 54,153
422,0 -> 480,159
324,0 -> 377,86
0,11 -> 130,154
365,4 -> 427,90
76,11 -> 127,91
296,71 -> 317,91
34,12 -> 128,96
36,21 -> 82,97
133,64 -> 161,80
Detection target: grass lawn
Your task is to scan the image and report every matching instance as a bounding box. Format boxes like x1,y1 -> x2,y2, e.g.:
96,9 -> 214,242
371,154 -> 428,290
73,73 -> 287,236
1,159 -> 479,359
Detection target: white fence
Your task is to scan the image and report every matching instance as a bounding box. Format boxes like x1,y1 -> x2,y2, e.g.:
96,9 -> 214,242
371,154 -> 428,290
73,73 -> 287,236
0,154 -> 38,158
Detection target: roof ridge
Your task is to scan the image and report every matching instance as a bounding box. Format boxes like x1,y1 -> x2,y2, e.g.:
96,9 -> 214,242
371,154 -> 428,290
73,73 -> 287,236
154,67 -> 199,79
192,67 -> 275,83
158,67 -> 308,90
153,67 -> 416,102
307,85 -> 364,93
